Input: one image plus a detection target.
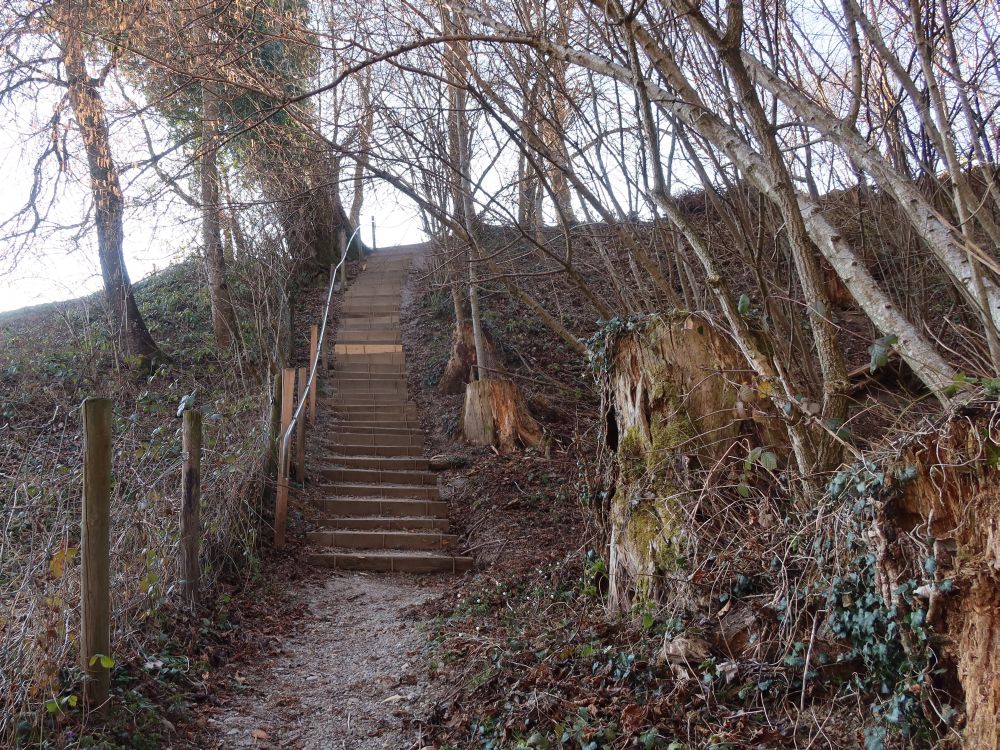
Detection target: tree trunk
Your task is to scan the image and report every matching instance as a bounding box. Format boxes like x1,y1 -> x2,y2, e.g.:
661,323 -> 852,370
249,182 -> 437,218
201,74 -> 237,350
349,73 -> 372,227
717,37 -> 847,471
60,17 -> 162,366
746,54 -> 1000,335
456,3 -> 957,400
440,319 -> 499,394
222,168 -> 249,257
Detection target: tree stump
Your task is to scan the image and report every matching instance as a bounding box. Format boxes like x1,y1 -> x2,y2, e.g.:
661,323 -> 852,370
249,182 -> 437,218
602,313 -> 786,611
888,414 -> 1000,750
462,378 -> 542,453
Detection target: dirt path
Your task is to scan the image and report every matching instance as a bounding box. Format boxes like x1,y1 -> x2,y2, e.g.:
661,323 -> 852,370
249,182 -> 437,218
196,572 -> 440,750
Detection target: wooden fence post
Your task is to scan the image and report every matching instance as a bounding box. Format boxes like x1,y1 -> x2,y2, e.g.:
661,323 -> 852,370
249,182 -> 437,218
81,397 -> 112,714
264,371 -> 281,505
275,368 -> 295,548
180,409 -> 201,609
309,325 -> 318,423
296,367 -> 307,482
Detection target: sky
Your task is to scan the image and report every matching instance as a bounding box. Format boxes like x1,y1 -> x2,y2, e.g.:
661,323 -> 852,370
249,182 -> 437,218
0,44 -> 423,316
0,125 -> 422,316
0,203 -> 420,316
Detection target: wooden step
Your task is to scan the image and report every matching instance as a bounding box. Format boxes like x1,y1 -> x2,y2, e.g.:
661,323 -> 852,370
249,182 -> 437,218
329,399 -> 410,412
331,418 -> 421,430
302,250 -> 470,576
306,551 -> 474,574
339,319 -> 400,328
326,370 -> 406,380
342,293 -> 402,303
307,530 -> 456,551
327,432 -> 423,448
333,424 -> 425,436
337,316 -> 400,329
331,411 -> 419,423
326,398 -> 415,409
320,467 -> 436,485
334,352 -> 404,365
341,304 -> 400,316
330,443 -> 423,457
315,515 -> 448,531
331,364 -> 405,375
328,456 -> 430,471
317,497 -> 449,517
329,382 -> 407,397
334,344 -> 402,355
324,482 -> 439,500
331,377 -> 407,391
331,407 -> 418,419
336,334 -> 402,347
325,390 -> 410,400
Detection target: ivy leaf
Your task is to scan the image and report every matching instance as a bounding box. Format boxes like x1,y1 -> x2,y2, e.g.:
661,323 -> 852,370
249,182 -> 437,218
737,294 -> 751,316
89,653 -> 115,669
758,451 -> 779,471
176,392 -> 196,417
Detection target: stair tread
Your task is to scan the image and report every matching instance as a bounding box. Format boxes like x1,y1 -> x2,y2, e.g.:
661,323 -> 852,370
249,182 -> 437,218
316,515 -> 448,526
306,551 -> 474,573
307,530 -> 457,550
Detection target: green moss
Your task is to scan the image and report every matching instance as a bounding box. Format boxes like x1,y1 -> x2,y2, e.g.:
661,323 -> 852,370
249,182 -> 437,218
618,425 -> 650,483
611,314 -> 696,606
624,496 -> 687,585
650,412 -> 691,456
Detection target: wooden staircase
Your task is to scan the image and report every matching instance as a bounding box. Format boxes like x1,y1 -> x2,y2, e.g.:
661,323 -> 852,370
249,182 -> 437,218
306,248 -> 473,574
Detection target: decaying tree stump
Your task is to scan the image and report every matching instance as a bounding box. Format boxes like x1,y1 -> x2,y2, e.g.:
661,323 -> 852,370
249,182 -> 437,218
887,413 -> 1000,750
603,313 -> 785,611
439,320 -> 500,395
462,378 -> 542,453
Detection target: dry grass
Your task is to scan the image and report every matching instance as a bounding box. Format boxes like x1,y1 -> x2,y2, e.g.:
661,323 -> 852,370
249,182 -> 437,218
0,257 -> 288,745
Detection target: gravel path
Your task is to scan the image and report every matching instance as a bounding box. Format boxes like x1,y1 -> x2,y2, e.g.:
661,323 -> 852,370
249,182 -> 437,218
197,573 -> 440,750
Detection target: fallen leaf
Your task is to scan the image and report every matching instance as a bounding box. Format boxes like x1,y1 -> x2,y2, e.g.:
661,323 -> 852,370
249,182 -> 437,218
658,635 -> 710,665
49,545 -> 77,579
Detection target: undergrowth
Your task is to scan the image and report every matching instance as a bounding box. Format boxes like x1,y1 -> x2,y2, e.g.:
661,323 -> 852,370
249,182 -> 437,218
0,259 -> 281,747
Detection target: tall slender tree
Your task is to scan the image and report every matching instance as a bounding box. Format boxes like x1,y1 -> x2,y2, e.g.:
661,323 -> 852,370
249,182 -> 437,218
57,1 -> 162,365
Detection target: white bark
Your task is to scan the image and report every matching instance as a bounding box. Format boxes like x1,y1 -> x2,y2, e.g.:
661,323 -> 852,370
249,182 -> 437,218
448,2 -> 957,400
744,54 -> 1000,332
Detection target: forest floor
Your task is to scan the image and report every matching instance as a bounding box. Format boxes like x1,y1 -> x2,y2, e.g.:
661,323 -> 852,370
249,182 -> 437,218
0,238 -> 874,749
